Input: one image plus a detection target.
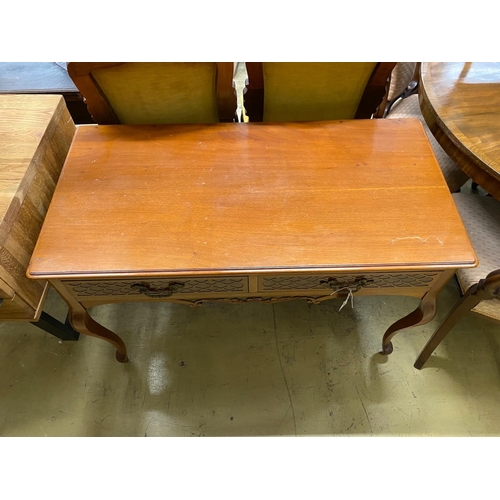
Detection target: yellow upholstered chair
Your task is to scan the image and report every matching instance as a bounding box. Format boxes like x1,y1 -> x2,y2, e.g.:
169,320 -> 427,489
243,62 -> 396,122
67,62 -> 237,124
414,193 -> 500,369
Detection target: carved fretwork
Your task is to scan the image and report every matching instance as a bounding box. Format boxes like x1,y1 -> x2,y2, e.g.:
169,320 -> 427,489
181,295 -> 340,307
65,277 -> 247,296
261,273 -> 439,291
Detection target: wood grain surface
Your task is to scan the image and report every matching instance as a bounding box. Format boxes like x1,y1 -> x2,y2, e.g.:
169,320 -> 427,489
28,119 -> 477,279
0,94 -> 75,318
419,62 -> 500,198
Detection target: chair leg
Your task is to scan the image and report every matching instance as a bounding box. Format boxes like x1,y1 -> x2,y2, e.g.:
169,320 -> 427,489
384,81 -> 419,117
414,286 -> 482,369
415,270 -> 500,369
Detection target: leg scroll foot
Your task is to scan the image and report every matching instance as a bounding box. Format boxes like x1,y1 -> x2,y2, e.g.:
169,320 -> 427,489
116,351 -> 129,363
382,291 -> 438,355
380,342 -> 393,355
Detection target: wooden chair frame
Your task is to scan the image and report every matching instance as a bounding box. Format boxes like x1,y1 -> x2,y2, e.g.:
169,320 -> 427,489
414,269 -> 500,369
67,62 -> 237,124
376,62 -> 421,118
243,62 -> 396,122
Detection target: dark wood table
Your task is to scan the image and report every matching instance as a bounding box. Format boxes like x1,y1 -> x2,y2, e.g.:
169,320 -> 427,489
27,120 -> 477,363
419,62 -> 500,198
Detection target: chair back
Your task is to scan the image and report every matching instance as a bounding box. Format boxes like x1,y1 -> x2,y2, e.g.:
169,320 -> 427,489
68,62 -> 236,124
244,62 -> 396,122
387,62 -> 418,102
376,62 -> 420,117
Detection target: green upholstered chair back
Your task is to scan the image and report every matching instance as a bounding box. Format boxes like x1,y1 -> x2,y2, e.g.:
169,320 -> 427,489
263,62 -> 376,122
68,62 -> 224,124
244,62 -> 396,122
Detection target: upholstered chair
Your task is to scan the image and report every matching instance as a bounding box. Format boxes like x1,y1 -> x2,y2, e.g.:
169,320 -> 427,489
386,63 -> 470,193
68,62 -> 236,124
244,62 -> 396,122
414,192 -> 500,369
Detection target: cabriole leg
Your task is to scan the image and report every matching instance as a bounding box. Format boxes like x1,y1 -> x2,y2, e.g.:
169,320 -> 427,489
49,279 -> 128,363
380,270 -> 455,355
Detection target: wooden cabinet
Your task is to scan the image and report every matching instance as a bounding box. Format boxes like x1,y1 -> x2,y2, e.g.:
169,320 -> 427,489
0,95 -> 75,320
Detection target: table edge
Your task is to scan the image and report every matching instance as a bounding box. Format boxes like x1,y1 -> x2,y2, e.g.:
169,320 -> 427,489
27,259 -> 479,281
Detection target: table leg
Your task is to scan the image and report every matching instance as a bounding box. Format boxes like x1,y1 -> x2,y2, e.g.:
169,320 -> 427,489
69,307 -> 128,363
49,279 -> 128,363
380,269 -> 455,355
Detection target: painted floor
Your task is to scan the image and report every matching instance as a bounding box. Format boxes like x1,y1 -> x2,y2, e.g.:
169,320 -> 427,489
1,275 -> 499,436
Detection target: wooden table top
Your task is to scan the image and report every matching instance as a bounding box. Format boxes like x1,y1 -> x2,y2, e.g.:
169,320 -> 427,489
0,94 -> 67,244
28,120 -> 477,279
419,62 -> 500,198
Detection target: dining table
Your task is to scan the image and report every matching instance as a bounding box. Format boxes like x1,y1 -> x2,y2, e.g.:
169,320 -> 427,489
418,62 -> 500,199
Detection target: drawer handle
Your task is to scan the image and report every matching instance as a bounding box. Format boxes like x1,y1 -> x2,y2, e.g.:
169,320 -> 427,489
131,281 -> 185,298
319,277 -> 374,292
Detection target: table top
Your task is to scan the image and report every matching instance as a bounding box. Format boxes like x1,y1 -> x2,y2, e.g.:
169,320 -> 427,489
28,120 -> 477,279
0,94 -> 67,244
419,62 -> 500,197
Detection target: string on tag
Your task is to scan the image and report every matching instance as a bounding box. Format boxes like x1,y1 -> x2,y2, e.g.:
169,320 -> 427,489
330,286 -> 355,311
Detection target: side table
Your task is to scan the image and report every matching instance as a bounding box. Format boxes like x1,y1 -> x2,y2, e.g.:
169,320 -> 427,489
27,120 -> 477,362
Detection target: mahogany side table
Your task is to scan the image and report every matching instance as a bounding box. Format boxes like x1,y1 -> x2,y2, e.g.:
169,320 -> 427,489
27,119 -> 477,362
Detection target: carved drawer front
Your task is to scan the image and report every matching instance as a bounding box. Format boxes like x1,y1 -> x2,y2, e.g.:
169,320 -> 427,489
259,272 -> 440,292
64,277 -> 248,298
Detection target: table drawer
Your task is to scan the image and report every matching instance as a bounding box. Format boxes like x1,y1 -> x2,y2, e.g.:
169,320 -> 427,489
63,276 -> 249,299
258,272 -> 441,292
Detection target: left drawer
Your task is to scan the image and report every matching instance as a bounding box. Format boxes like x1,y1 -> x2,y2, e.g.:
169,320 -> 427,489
63,276 -> 249,299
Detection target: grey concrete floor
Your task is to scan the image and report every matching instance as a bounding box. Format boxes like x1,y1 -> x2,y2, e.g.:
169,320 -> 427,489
1,275 -> 500,437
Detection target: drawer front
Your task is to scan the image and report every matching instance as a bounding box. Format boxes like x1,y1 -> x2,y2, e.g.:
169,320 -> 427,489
0,293 -> 37,320
64,276 -> 249,298
259,272 -> 441,292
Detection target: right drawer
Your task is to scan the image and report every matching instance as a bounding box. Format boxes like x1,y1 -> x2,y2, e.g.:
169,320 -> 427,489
258,272 -> 441,292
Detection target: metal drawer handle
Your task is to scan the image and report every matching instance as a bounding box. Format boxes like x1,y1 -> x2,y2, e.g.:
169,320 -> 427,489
131,281 -> 185,298
319,277 -> 374,292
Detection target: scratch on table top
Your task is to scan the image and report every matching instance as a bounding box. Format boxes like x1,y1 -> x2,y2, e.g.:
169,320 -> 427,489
391,236 -> 444,244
